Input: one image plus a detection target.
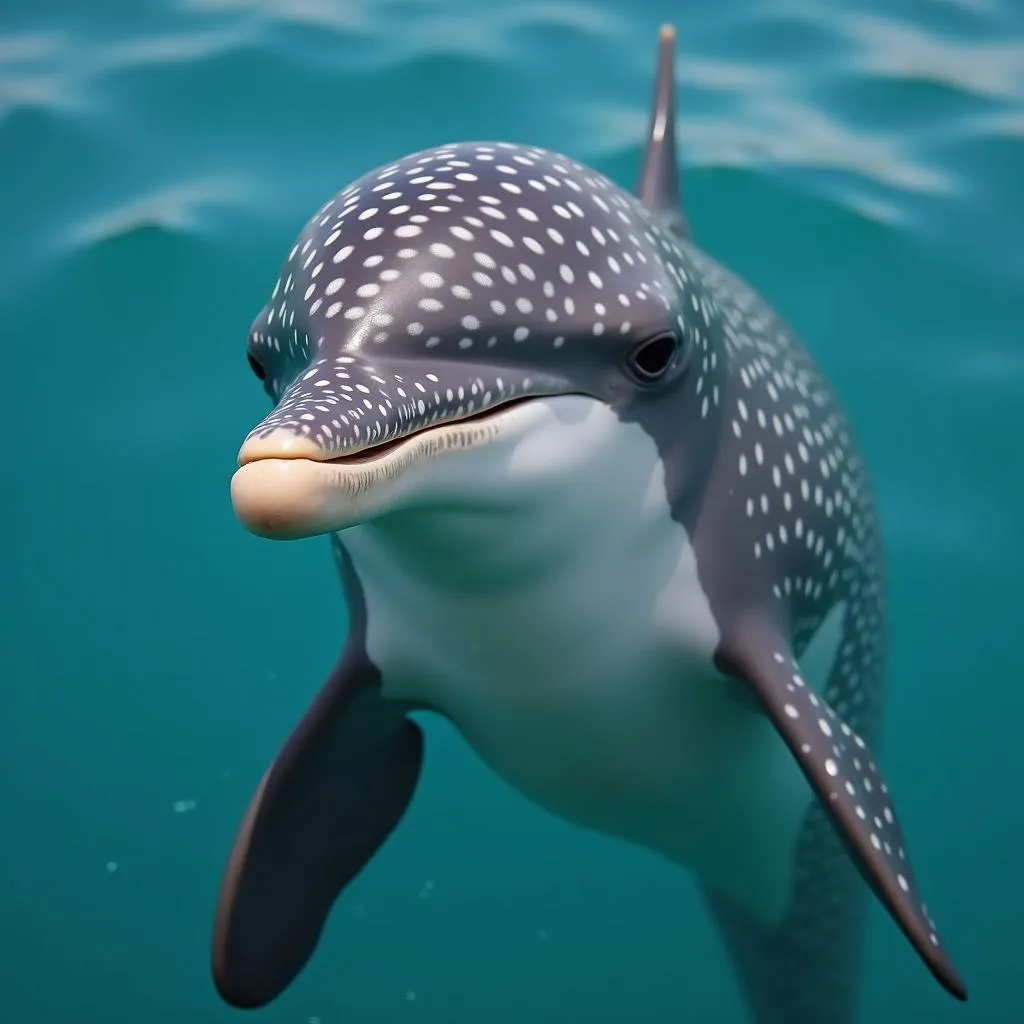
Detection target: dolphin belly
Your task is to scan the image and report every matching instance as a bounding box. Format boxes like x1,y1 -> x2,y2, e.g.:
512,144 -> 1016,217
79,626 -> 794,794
340,397 -> 829,925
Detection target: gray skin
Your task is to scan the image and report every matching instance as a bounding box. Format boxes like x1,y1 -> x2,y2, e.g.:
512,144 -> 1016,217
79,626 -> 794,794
212,27 -> 966,1024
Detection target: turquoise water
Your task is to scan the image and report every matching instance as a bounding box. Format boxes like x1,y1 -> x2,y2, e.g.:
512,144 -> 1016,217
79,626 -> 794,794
3,0 -> 1022,1021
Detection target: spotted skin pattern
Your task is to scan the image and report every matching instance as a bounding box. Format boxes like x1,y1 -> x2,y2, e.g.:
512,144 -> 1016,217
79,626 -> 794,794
244,142 -> 713,460
618,240 -> 961,1023
215,26 -> 966,1024
679,246 -> 954,1022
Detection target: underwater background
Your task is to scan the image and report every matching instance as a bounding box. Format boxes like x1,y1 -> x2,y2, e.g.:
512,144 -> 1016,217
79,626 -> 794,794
2,0 -> 1022,1021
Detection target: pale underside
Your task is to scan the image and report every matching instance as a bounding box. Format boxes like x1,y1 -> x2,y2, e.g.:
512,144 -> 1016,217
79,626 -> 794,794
340,396 -> 845,925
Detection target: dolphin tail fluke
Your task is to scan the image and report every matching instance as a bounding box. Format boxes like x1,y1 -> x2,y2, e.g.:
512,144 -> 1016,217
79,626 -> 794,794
211,658 -> 423,1009
637,24 -> 690,239
701,808 -> 869,1024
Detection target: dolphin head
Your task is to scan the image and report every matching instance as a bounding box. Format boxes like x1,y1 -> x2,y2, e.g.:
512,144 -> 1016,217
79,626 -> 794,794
232,142 -> 716,539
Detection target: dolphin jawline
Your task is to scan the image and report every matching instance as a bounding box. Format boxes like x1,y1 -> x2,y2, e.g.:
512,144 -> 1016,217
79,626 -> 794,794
262,394 -> 541,467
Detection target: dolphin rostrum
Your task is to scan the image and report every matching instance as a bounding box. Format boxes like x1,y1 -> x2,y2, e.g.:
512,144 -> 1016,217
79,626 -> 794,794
213,25 -> 966,1023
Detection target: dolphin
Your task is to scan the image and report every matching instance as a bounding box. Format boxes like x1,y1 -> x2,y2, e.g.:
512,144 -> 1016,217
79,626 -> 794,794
213,25 -> 966,1023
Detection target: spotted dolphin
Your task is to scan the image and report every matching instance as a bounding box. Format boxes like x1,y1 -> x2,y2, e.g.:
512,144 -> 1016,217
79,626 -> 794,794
213,25 -> 966,1023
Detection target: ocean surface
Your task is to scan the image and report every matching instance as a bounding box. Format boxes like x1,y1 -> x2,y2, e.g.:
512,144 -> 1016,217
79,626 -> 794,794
2,0 -> 1022,1021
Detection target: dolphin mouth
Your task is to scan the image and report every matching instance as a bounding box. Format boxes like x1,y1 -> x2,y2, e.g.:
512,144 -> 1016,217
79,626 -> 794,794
231,394 -> 543,540
321,395 -> 536,465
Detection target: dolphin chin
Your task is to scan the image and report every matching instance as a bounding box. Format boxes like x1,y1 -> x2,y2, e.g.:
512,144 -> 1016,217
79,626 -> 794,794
231,457 -> 353,540
231,397 -> 544,538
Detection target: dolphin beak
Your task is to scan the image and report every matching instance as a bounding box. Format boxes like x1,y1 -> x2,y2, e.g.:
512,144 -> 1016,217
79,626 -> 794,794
229,357 -> 568,539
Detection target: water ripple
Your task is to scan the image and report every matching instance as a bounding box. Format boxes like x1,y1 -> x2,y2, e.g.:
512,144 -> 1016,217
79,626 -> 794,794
64,177 -> 265,248
842,13 -> 1024,103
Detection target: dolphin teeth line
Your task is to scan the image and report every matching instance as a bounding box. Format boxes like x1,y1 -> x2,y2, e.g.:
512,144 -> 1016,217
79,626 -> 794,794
323,395 -> 536,464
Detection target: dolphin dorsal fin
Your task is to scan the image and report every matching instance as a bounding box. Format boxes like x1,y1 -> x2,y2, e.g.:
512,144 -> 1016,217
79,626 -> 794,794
636,24 -> 690,240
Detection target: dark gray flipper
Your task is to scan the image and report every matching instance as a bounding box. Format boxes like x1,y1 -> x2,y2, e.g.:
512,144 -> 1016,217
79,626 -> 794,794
708,617 -> 966,1019
636,24 -> 690,240
212,666 -> 422,1008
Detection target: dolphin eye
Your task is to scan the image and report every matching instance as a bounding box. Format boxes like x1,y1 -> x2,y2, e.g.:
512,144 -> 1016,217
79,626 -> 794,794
627,331 -> 679,383
247,352 -> 267,381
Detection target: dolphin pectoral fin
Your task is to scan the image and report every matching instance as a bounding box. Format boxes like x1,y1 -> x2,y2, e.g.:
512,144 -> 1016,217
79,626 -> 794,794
211,661 -> 424,1009
715,621 -> 967,1002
